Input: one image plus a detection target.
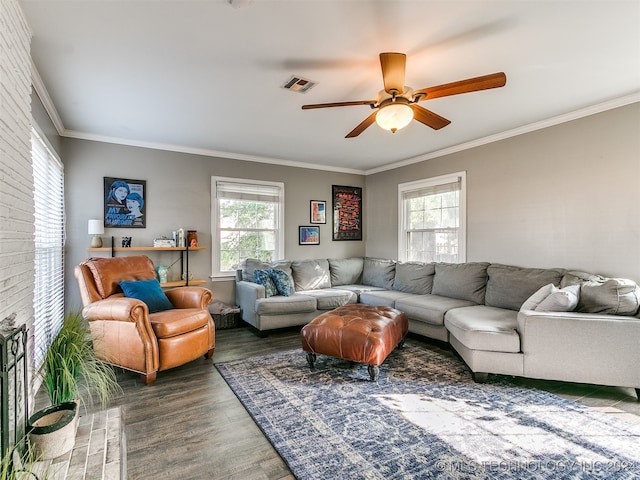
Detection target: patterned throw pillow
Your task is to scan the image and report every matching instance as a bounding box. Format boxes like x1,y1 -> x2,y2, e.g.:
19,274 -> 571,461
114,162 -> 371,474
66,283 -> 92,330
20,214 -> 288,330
254,269 -> 278,297
268,268 -> 295,296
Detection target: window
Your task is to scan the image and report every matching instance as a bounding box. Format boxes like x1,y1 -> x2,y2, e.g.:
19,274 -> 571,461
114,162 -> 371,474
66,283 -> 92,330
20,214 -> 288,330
211,177 -> 284,276
398,172 -> 466,263
31,127 -> 65,368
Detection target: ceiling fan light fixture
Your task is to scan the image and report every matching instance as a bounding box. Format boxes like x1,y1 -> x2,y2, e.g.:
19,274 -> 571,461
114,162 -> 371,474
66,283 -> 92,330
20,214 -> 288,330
375,101 -> 413,133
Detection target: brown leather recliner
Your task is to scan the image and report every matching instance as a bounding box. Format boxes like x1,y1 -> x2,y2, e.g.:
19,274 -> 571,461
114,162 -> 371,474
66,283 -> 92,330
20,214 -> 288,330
74,255 -> 215,384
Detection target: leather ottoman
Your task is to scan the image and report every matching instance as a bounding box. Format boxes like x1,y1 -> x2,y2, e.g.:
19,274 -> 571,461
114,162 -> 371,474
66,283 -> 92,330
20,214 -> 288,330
301,304 -> 409,381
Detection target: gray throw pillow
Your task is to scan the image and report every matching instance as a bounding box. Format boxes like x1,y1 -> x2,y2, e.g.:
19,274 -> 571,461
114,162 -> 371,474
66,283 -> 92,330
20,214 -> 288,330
291,259 -> 331,291
328,257 -> 364,286
431,262 -> 489,304
521,283 -> 579,312
562,271 -> 640,315
393,262 -> 435,294
535,284 -> 580,312
362,258 -> 396,289
485,264 -> 565,311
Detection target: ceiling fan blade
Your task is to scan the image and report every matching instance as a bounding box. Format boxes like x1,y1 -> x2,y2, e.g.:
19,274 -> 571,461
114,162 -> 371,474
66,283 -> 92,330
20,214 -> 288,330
414,72 -> 506,101
302,100 -> 376,110
411,105 -> 451,130
380,52 -> 406,95
345,111 -> 378,138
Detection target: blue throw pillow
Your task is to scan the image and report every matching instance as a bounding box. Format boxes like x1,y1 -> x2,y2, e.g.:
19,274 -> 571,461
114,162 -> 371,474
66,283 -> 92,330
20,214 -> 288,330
119,279 -> 174,313
254,269 -> 278,297
268,268 -> 295,296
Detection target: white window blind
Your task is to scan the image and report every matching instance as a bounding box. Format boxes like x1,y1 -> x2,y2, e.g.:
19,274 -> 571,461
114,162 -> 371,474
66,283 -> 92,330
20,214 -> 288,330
398,172 -> 466,263
31,128 -> 65,367
211,177 -> 284,276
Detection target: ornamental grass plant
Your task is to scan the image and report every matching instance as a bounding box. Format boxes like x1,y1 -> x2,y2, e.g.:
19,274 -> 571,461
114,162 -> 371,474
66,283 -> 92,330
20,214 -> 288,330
40,311 -> 121,409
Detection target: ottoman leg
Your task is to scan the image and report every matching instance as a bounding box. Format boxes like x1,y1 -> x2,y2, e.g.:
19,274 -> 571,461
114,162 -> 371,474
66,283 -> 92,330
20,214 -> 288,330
368,365 -> 379,382
306,352 -> 317,369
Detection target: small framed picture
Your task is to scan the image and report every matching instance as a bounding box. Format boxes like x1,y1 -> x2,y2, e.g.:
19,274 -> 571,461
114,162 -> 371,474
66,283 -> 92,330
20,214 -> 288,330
310,200 -> 326,224
299,226 -> 320,245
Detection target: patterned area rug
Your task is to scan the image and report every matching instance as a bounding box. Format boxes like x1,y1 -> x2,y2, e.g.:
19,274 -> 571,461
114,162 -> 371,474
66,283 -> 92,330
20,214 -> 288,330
215,343 -> 640,479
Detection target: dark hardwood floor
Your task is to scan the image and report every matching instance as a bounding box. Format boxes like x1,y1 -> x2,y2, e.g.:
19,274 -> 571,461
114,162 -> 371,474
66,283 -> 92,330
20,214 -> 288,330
109,326 -> 640,480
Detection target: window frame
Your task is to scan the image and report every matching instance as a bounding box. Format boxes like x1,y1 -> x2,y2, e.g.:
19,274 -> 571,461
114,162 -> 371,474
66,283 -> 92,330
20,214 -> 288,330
211,176 -> 285,278
397,171 -> 467,263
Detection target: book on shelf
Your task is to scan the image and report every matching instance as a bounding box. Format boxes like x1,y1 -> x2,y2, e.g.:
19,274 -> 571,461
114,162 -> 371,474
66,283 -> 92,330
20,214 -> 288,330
153,238 -> 176,248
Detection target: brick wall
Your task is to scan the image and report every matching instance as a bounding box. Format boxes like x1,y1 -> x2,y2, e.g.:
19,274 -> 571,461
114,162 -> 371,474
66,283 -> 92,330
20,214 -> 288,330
0,0 -> 34,402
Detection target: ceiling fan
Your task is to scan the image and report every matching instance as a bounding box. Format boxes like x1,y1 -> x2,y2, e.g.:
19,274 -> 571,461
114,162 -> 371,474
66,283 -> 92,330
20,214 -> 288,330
301,52 -> 506,138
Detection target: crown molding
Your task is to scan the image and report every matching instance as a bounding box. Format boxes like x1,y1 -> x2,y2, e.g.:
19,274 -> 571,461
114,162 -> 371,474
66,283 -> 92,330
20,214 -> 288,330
60,129 -> 366,175
365,92 -> 640,175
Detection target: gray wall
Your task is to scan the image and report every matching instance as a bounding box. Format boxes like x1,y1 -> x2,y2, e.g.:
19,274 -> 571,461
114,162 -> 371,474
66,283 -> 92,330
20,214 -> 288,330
365,102 -> 640,283
63,139 -> 365,309
63,102 -> 639,310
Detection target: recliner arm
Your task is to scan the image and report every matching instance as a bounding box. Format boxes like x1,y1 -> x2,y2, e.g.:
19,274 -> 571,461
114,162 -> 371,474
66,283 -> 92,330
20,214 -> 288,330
82,296 -> 149,323
165,287 -> 213,309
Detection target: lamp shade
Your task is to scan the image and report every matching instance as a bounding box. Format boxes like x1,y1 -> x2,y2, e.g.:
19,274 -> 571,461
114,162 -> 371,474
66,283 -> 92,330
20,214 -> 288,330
88,219 -> 104,235
376,102 -> 413,133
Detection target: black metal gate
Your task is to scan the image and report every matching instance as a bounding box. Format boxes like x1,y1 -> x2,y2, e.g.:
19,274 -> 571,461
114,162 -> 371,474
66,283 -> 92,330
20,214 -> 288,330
0,323 -> 29,459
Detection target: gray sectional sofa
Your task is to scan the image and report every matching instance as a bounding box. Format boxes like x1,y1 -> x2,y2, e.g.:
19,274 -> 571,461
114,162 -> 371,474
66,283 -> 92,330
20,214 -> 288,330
235,257 -> 640,397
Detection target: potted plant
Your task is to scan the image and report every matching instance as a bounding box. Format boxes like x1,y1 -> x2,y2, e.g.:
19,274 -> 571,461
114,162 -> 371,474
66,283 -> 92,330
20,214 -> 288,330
27,312 -> 121,460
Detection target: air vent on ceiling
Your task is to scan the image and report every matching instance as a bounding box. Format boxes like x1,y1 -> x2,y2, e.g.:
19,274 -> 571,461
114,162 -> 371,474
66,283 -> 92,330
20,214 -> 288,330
282,75 -> 317,93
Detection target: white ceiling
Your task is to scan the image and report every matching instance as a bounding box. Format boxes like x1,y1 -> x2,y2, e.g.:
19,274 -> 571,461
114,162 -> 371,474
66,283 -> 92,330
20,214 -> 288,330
20,0 -> 640,174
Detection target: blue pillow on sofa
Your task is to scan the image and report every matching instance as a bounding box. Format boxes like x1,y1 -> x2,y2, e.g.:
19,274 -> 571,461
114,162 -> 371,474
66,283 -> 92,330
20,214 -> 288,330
268,268 -> 295,296
254,269 -> 278,297
119,279 -> 174,313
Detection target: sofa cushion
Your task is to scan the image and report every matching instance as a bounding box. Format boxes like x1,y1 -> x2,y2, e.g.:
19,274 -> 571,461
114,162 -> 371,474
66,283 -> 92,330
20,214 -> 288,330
362,257 -> 396,289
359,290 -> 414,308
485,264 -> 565,311
254,269 -> 278,297
255,294 -> 317,315
392,262 -> 435,294
298,288 -> 357,310
561,271 -> 640,315
119,279 -> 174,313
242,258 -> 293,284
268,268 -> 295,296
291,259 -> 331,291
328,257 -> 364,286
431,262 -> 489,304
445,305 -> 520,353
331,284 -> 388,298
149,308 -> 211,338
394,294 -> 476,326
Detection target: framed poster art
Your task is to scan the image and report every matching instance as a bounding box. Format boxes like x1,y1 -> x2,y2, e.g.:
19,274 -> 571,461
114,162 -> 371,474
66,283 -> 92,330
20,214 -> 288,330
332,185 -> 362,241
299,226 -> 320,245
104,177 -> 146,228
310,200 -> 326,224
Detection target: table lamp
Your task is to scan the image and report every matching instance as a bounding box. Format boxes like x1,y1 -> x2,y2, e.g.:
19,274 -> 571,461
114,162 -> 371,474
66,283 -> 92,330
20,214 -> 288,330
88,219 -> 104,248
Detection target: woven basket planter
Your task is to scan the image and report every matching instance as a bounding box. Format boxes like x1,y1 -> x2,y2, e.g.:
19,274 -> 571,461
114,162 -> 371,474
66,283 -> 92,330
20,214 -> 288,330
28,401 -> 79,459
